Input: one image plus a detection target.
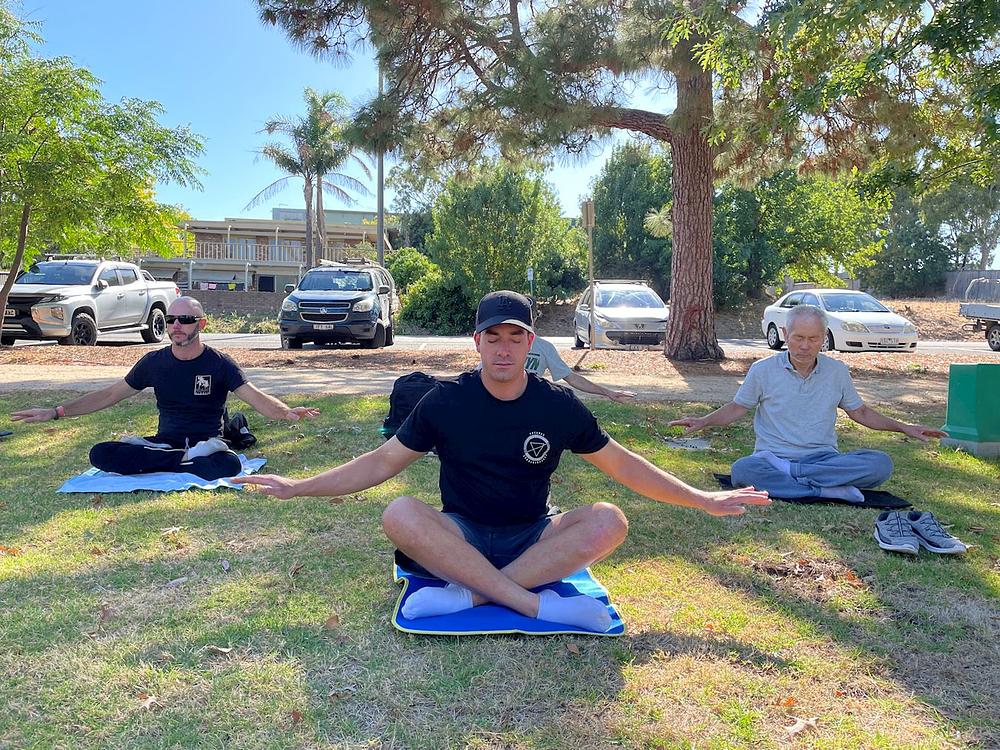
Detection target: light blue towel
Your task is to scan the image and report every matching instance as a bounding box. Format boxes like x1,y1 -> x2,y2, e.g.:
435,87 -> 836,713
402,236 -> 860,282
392,563 -> 625,636
57,456 -> 267,493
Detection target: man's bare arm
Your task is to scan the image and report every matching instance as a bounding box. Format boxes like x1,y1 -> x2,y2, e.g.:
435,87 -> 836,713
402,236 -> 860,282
10,380 -> 139,423
563,372 -> 636,403
581,438 -> 770,516
231,436 -> 425,499
844,405 -> 948,442
233,382 -> 320,421
667,401 -> 750,434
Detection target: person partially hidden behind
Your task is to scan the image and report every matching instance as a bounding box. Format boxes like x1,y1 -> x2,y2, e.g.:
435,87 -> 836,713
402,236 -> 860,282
669,303 -> 947,502
11,296 -> 319,480
234,290 -> 770,632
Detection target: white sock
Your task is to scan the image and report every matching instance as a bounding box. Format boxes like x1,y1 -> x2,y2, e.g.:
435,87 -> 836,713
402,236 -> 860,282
754,450 -> 791,475
401,582 -> 474,619
819,485 -> 865,503
183,437 -> 229,462
536,589 -> 611,633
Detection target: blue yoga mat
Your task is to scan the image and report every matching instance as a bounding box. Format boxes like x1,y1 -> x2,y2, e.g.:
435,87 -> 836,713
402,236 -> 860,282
57,456 -> 266,494
392,563 -> 625,636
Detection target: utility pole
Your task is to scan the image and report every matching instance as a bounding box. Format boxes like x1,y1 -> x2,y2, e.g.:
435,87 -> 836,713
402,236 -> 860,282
376,64 -> 385,267
575,199 -> 596,368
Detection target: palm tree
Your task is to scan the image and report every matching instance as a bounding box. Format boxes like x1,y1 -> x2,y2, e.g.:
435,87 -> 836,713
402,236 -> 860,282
246,88 -> 370,268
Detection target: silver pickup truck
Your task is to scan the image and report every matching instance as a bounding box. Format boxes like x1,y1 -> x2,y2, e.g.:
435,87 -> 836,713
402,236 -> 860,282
2,259 -> 180,346
958,278 -> 1000,352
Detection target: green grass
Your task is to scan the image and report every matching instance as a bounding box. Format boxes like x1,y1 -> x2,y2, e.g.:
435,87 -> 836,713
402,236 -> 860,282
1,393 -> 998,749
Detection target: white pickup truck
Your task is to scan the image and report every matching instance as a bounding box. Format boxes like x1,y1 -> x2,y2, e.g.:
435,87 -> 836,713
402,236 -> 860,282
2,259 -> 180,346
958,277 -> 1000,352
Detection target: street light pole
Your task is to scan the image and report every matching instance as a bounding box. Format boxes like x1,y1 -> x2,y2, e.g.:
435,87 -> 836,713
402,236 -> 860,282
575,199 -> 596,369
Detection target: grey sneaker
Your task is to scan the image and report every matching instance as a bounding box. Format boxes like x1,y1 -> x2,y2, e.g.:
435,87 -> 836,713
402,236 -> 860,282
906,511 -> 967,555
874,511 -> 919,555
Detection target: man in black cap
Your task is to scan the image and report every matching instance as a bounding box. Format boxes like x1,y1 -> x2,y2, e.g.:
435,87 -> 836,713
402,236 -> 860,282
236,290 -> 769,632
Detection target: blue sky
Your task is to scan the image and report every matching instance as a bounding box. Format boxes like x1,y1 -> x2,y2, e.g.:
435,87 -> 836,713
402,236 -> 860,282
26,0 -> 645,221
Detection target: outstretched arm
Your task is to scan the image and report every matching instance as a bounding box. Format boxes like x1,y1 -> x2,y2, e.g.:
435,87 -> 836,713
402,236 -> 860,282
563,372 -> 636,403
844,405 -> 948,442
667,401 -> 749,435
234,382 -> 320,421
11,379 -> 139,423
232,436 -> 424,499
581,438 -> 770,516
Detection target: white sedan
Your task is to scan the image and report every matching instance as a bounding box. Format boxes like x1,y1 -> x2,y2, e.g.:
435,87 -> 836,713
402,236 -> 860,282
574,281 -> 669,349
762,289 -> 918,352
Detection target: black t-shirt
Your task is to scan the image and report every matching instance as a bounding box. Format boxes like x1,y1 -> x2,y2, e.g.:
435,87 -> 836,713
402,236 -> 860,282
395,371 -> 610,525
124,346 -> 247,445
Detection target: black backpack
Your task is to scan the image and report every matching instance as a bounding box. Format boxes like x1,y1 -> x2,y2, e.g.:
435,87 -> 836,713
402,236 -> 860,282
381,372 -> 441,439
223,410 -> 258,450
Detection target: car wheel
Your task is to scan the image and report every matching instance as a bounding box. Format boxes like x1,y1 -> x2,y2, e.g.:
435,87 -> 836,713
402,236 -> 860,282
281,336 -> 303,350
384,322 -> 394,347
822,329 -> 835,352
574,332 -> 584,348
0,336 -> 15,346
362,323 -> 386,349
141,307 -> 166,343
987,323 -> 1000,352
60,313 -> 98,346
766,323 -> 783,350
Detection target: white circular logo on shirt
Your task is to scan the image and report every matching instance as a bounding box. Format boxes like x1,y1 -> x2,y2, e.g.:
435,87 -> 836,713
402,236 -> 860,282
523,432 -> 550,464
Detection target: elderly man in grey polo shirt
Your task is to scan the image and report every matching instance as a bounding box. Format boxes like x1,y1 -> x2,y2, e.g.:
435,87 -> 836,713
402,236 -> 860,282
669,304 -> 947,501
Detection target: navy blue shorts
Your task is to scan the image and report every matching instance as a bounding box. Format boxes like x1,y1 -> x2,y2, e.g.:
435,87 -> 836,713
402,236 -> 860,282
395,513 -> 552,577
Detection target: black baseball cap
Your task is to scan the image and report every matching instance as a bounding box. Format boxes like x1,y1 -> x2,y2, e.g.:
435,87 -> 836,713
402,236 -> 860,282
475,290 -> 534,334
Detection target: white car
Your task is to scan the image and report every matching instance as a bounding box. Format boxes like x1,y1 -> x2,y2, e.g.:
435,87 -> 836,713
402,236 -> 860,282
574,281 -> 669,349
762,289 -> 918,352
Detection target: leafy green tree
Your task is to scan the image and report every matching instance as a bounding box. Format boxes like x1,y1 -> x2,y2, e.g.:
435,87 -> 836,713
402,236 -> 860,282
256,0 -> 997,359
592,144 -> 673,296
386,246 -> 437,293
859,193 -> 950,296
246,88 -> 370,268
398,267 -> 477,335
426,163 -> 586,304
921,178 -> 1000,270
0,5 -> 202,340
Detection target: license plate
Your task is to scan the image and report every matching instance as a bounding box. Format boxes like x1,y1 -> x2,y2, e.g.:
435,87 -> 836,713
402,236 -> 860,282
879,337 -> 898,346
4,308 -> 14,317
313,323 -> 337,330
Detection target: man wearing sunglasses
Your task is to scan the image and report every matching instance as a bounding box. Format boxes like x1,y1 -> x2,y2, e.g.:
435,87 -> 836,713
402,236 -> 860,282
11,296 -> 319,480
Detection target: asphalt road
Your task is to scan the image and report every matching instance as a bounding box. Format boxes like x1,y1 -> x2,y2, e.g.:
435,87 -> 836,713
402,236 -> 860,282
9,332 -> 997,355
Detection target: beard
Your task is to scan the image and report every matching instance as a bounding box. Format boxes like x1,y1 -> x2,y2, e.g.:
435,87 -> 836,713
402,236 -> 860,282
171,329 -> 200,347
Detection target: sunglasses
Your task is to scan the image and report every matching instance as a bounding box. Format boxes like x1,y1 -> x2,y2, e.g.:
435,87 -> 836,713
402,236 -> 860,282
165,315 -> 203,325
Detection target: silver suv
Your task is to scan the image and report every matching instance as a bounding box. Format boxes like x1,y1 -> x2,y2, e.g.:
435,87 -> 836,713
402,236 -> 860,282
278,260 -> 400,349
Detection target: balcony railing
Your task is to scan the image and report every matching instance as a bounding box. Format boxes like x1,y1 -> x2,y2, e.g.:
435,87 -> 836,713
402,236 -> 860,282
174,242 -> 355,264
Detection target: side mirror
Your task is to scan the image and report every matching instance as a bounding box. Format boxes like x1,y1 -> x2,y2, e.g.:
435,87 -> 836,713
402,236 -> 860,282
284,284 -> 295,293
97,279 -> 109,290
578,303 -> 588,311
378,284 -> 390,295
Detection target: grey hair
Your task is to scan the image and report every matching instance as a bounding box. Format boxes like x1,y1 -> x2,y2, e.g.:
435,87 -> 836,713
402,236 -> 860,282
170,295 -> 205,316
786,303 -> 828,334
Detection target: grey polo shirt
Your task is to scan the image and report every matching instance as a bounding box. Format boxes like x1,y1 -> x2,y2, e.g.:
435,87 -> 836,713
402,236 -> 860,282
733,352 -> 864,459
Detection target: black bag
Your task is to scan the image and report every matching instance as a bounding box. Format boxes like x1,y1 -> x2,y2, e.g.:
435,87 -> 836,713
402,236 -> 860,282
223,410 -> 258,450
381,372 -> 441,439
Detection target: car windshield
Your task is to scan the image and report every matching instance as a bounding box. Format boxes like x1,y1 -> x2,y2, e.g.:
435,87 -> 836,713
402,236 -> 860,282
16,262 -> 97,286
596,288 -> 665,308
299,270 -> 373,292
820,293 -> 889,313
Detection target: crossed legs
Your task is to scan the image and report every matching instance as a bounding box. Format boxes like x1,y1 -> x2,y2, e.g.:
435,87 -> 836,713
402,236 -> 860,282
382,496 -> 628,631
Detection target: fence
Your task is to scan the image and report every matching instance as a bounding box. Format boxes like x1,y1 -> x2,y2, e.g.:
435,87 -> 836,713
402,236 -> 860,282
945,270 -> 1000,299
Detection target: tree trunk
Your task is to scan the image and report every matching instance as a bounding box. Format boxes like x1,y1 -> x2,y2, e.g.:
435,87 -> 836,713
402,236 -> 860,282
316,176 -> 327,261
303,179 -> 315,269
0,204 -> 31,342
665,39 -> 724,361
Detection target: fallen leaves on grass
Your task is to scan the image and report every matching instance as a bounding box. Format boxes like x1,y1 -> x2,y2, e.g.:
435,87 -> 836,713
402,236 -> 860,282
136,692 -> 159,710
0,545 -> 23,556
741,555 -> 869,600
565,641 -> 581,655
204,645 -> 233,656
323,614 -> 341,629
288,562 -> 304,578
220,558 -> 230,572
164,576 -> 189,588
89,494 -> 103,507
784,716 -> 818,738
290,709 -> 303,726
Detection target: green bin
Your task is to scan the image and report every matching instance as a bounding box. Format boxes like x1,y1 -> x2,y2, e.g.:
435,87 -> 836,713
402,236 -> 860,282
940,363 -> 1000,457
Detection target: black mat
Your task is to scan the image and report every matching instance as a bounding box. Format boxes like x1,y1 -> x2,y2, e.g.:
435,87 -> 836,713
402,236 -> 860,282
713,474 -> 911,510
